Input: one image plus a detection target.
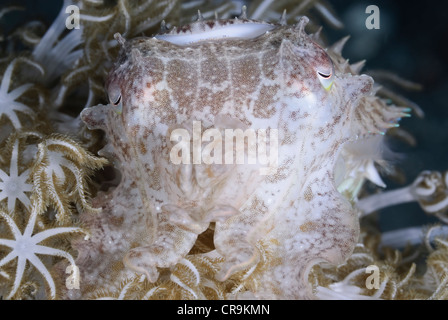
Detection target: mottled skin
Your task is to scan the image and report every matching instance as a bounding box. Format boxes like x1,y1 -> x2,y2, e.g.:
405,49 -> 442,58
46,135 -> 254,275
80,17 -> 380,299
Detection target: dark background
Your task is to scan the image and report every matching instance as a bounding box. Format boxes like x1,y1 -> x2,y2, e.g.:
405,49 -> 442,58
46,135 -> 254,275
329,0 -> 448,231
1,0 -> 447,232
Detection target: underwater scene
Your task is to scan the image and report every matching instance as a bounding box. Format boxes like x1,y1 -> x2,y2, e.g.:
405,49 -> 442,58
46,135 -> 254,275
0,0 -> 447,300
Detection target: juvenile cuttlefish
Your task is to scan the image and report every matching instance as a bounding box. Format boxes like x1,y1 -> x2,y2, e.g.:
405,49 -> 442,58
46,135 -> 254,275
79,14 -> 405,299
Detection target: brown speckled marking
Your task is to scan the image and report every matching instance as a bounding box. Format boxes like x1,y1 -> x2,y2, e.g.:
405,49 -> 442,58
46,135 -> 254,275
304,186 -> 314,202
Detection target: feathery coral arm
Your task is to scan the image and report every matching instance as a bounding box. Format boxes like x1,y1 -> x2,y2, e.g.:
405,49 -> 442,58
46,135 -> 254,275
0,210 -> 22,235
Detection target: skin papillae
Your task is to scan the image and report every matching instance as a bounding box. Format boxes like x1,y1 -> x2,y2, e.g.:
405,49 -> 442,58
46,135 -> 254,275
79,15 -> 406,299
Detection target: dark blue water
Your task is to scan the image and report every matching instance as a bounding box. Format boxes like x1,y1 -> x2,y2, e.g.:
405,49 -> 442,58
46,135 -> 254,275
329,0 -> 448,231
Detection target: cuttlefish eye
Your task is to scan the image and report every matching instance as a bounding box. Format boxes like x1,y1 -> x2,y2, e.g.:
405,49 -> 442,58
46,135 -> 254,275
107,86 -> 122,114
317,67 -> 334,91
110,93 -> 122,106
315,52 -> 335,91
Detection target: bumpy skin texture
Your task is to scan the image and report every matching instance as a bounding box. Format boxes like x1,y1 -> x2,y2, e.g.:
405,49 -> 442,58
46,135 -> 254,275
79,17 -> 385,299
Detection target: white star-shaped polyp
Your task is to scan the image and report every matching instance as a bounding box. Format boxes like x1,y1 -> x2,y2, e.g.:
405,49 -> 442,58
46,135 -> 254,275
0,208 -> 83,299
0,139 -> 33,213
0,59 -> 36,129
